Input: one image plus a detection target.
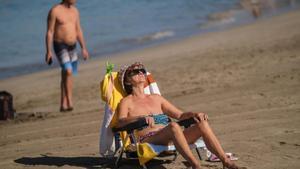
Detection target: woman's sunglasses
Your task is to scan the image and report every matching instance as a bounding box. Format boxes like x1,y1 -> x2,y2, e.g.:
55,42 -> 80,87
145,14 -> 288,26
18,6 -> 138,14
127,68 -> 146,77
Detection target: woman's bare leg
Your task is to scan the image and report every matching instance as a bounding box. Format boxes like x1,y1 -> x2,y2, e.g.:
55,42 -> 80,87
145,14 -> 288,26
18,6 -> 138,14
144,122 -> 201,169
183,120 -> 238,169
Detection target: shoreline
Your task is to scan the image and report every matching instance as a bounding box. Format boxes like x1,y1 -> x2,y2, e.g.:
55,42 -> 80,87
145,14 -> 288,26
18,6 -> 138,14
0,10 -> 300,169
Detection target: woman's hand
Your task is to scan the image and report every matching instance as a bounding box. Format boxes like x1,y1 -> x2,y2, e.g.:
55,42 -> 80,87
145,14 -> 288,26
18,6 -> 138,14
145,116 -> 155,127
180,112 -> 208,122
193,112 -> 208,122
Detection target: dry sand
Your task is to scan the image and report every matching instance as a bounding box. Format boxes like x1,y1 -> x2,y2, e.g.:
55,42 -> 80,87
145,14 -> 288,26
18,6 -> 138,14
1,10 -> 300,169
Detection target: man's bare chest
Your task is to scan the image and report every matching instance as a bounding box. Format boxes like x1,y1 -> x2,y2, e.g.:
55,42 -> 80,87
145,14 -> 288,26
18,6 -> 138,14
56,12 -> 77,25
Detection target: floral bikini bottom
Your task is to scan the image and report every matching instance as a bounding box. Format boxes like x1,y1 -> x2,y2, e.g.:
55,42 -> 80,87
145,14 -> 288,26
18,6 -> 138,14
138,114 -> 169,142
139,130 -> 160,142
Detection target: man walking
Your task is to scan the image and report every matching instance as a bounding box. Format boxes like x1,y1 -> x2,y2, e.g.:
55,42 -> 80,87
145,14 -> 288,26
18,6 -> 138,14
45,0 -> 89,112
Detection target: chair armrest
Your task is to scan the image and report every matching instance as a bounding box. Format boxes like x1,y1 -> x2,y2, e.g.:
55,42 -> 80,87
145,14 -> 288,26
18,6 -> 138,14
112,118 -> 148,133
112,117 -> 196,133
177,117 -> 196,128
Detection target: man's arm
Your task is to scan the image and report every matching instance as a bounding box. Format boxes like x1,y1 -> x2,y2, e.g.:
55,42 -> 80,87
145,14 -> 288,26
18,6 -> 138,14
75,9 -> 89,60
45,8 -> 56,64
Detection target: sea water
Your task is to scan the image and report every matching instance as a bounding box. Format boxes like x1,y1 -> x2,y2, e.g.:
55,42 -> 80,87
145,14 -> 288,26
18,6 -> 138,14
0,0 -> 299,79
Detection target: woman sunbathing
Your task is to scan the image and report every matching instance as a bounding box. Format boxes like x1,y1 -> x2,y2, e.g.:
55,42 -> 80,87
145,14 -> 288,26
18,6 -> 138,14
117,62 -> 240,169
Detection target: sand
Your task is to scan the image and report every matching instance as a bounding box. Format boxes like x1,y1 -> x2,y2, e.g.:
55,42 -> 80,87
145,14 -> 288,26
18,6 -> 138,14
0,10 -> 300,169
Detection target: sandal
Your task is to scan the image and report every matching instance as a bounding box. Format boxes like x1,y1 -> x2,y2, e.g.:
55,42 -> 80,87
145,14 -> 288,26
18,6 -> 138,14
208,153 -> 238,162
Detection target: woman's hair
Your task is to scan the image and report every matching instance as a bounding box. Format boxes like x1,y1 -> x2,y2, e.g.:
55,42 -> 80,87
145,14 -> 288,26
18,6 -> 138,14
123,74 -> 133,94
118,62 -> 146,95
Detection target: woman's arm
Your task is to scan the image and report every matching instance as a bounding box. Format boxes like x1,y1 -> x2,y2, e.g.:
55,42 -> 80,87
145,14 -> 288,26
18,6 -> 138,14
160,95 -> 208,121
160,95 -> 184,120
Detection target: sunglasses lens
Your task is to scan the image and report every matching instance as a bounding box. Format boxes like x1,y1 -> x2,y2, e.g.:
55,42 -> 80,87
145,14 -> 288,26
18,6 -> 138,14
140,69 -> 146,74
129,69 -> 146,77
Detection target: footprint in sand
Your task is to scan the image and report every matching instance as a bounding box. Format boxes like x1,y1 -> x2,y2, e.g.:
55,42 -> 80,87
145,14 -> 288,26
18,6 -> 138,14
279,141 -> 287,145
279,139 -> 300,148
201,163 -> 218,168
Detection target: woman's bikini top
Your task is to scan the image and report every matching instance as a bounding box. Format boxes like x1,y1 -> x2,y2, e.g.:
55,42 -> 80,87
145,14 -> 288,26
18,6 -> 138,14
151,113 -> 169,125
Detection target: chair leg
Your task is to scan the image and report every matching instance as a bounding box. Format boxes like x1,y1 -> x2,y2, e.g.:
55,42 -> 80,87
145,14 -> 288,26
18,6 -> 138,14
114,147 -> 124,169
172,151 -> 178,161
141,164 -> 148,169
195,148 -> 202,160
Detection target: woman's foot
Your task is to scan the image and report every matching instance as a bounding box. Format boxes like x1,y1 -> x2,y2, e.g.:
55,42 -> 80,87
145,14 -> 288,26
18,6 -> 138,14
223,159 -> 239,169
190,163 -> 201,169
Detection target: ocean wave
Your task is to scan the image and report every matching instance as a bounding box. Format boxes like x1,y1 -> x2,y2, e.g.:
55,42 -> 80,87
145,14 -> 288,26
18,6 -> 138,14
199,10 -> 238,29
207,10 -> 237,23
123,30 -> 175,44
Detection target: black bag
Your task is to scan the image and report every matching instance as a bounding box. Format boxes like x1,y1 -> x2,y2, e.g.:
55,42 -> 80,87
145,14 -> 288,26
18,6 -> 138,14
0,91 -> 15,120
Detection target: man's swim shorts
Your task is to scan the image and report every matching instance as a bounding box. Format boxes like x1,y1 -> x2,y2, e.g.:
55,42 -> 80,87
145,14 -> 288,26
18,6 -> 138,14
53,41 -> 78,75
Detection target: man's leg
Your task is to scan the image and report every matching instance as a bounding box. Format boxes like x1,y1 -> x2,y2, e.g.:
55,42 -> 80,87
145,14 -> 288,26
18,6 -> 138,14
64,68 -> 73,109
60,70 -> 68,111
143,122 -> 201,169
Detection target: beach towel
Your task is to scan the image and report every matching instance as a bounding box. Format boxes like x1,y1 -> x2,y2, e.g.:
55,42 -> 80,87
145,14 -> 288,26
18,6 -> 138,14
136,138 -> 206,165
99,72 -> 124,157
137,143 -> 171,165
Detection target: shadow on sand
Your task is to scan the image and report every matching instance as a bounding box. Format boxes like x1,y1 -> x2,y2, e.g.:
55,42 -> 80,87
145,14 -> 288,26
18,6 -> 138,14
14,155 -> 170,169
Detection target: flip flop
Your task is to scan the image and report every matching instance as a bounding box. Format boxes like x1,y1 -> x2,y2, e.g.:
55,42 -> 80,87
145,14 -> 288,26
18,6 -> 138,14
208,153 -> 238,162
226,153 -> 238,161
60,107 -> 73,112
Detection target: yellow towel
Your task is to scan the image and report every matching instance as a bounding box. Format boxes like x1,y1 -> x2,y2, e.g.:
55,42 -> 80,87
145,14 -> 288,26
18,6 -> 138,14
137,143 -> 158,165
100,72 -> 130,148
100,72 -> 126,127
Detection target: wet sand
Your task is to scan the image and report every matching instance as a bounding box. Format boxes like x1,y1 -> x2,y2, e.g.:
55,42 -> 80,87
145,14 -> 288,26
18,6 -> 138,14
0,10 -> 300,169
